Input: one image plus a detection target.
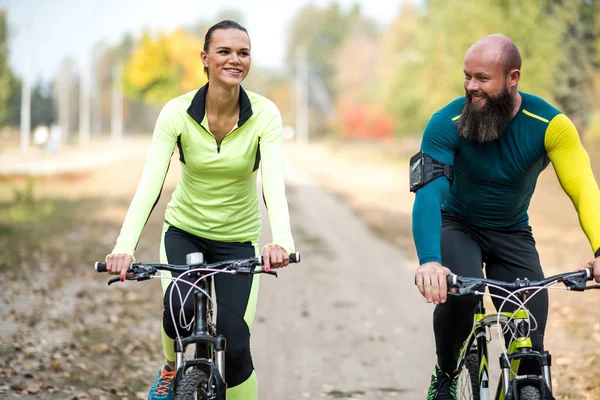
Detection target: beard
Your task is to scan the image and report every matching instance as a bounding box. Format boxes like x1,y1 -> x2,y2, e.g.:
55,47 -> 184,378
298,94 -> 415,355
457,86 -> 515,143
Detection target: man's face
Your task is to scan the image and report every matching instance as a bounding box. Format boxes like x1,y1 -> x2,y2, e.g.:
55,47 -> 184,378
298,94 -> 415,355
457,48 -> 515,143
463,48 -> 506,108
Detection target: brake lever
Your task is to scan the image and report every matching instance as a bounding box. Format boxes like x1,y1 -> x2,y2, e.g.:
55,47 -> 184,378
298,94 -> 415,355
233,265 -> 278,277
107,277 -> 121,285
448,289 -> 476,296
253,269 -> 278,277
107,274 -> 140,286
447,281 -> 484,296
563,275 -> 589,292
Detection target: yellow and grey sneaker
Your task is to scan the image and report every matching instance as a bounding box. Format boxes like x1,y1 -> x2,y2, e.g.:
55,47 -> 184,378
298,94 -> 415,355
426,365 -> 458,400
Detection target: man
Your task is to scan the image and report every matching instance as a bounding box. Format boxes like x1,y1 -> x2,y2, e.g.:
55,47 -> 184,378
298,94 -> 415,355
410,34 -> 600,400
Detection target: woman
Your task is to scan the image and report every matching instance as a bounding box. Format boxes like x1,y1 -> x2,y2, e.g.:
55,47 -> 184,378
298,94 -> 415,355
105,20 -> 295,400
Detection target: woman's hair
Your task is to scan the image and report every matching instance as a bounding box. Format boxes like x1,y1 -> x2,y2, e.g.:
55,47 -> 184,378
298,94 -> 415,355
203,20 -> 249,78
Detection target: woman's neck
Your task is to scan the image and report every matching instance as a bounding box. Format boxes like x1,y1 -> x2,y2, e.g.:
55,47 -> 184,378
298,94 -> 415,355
205,82 -> 240,117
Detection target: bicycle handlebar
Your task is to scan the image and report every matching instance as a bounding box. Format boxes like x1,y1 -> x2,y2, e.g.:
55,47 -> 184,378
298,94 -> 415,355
446,267 -> 599,295
94,252 -> 301,285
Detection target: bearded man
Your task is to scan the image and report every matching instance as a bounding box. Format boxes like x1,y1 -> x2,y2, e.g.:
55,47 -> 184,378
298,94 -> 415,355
409,34 -> 600,400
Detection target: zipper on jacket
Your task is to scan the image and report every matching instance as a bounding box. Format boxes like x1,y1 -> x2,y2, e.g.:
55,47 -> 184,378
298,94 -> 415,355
199,122 -> 240,153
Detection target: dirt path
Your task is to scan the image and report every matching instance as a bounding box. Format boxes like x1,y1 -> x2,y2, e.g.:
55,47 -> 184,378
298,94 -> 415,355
253,164 -> 432,399
284,139 -> 600,399
3,136 -> 599,399
0,140 -> 433,399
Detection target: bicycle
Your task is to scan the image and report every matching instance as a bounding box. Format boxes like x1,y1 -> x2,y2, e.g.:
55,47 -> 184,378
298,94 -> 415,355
95,251 -> 301,400
445,267 -> 599,400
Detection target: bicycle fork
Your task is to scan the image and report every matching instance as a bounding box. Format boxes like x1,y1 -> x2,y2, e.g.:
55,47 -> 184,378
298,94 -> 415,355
498,306 -> 553,398
174,277 -> 228,386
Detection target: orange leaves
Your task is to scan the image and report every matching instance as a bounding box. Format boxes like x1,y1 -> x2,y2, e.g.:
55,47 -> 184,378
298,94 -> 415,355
336,102 -> 396,140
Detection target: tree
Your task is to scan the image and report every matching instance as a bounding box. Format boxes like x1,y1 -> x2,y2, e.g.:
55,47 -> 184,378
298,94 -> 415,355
333,34 -> 379,105
286,2 -> 377,97
6,75 -> 21,127
30,82 -> 56,127
0,10 -> 14,126
123,28 -> 207,105
286,2 -> 379,137
384,0 -> 569,136
553,0 -> 600,135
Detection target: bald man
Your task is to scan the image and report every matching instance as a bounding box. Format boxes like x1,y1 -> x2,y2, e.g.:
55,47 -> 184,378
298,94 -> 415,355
411,34 -> 600,399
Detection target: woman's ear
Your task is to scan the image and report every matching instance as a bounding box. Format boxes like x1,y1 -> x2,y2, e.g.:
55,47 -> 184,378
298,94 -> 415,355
201,50 -> 208,68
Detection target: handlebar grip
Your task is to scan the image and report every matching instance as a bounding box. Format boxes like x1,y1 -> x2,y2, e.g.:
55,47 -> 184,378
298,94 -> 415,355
256,252 -> 301,266
95,262 -> 107,273
585,267 -> 595,281
447,274 -> 457,287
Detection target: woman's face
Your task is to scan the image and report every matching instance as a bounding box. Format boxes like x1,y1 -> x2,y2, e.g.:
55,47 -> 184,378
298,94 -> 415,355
202,28 -> 251,87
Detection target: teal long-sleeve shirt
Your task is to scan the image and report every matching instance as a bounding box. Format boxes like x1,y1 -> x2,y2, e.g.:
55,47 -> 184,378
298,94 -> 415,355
412,92 -> 600,264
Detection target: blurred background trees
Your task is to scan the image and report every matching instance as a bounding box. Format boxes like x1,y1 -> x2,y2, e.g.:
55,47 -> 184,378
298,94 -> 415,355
2,0 -> 600,145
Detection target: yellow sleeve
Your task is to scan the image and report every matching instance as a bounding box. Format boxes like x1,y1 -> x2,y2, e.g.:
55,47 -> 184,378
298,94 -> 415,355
545,113 -> 600,255
110,102 -> 178,257
259,105 -> 295,255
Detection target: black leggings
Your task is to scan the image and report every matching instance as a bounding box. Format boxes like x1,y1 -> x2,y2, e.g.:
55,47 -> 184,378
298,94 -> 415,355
162,225 -> 257,388
434,213 -> 548,375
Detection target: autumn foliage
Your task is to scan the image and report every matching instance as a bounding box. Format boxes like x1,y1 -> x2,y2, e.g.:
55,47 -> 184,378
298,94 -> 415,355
123,28 -> 207,105
336,103 -> 396,141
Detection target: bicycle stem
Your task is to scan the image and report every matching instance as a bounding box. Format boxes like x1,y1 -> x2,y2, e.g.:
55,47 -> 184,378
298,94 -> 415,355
193,282 -> 210,336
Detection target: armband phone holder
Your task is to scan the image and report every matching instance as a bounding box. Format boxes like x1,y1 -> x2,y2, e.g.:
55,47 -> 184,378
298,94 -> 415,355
409,151 -> 453,192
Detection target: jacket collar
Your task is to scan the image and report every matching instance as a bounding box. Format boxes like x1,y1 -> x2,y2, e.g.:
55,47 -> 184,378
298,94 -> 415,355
187,83 -> 253,128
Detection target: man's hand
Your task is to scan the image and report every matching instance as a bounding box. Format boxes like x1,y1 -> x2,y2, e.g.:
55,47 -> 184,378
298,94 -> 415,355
415,262 -> 453,304
581,256 -> 600,283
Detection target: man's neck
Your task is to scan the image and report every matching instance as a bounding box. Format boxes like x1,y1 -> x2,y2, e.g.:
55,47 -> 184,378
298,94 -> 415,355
511,92 -> 522,119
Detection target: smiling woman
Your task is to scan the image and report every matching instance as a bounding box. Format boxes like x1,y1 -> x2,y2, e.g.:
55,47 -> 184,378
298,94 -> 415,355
201,20 -> 251,82
103,19 -> 296,400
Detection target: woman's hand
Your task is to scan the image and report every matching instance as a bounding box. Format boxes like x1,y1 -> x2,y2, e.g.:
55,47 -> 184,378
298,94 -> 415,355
262,245 -> 289,272
106,254 -> 134,282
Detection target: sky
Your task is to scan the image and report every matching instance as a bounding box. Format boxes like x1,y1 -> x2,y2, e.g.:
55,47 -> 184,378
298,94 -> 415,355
1,0 -> 404,83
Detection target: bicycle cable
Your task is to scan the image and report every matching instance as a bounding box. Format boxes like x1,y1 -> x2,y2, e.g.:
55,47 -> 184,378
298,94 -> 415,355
154,267 -> 236,357
486,281 -> 566,377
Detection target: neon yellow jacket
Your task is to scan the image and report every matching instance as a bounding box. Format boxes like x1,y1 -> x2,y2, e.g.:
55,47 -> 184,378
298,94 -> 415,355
111,85 -> 295,257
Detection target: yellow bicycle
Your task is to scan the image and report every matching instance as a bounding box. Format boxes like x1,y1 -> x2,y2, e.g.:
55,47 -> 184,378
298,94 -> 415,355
449,267 -> 598,400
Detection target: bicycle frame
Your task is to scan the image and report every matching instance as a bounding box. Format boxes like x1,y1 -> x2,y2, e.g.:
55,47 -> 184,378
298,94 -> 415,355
457,292 -> 551,400
445,268 -> 598,400
172,273 -> 227,399
95,252 -> 300,400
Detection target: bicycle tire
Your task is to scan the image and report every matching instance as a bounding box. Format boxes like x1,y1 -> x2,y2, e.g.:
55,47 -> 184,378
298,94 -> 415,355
519,385 -> 541,400
174,368 -> 209,400
457,353 -> 479,399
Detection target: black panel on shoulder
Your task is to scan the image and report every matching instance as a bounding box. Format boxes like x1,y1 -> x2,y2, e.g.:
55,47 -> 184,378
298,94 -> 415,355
176,135 -> 185,164
252,139 -> 261,172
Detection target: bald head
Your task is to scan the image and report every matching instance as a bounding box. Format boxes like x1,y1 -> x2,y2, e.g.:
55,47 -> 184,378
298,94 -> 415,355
459,34 -> 522,143
467,34 -> 522,74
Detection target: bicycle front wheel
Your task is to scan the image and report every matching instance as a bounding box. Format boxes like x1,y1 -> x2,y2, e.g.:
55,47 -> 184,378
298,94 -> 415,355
174,368 -> 209,400
457,352 -> 480,399
519,385 -> 541,400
